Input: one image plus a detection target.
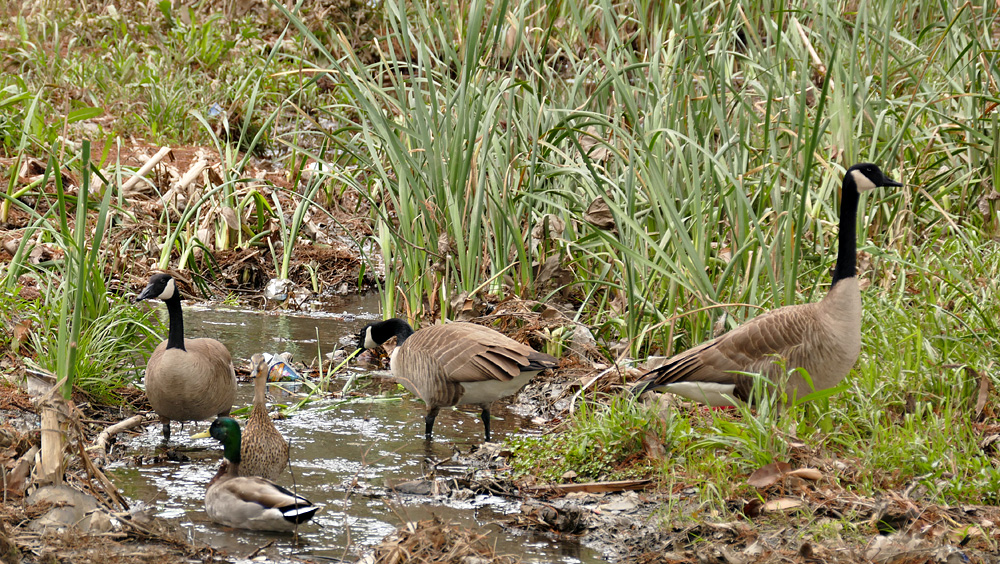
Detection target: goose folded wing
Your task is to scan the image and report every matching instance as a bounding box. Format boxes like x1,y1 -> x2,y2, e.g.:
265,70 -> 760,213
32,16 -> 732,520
644,306 -> 813,386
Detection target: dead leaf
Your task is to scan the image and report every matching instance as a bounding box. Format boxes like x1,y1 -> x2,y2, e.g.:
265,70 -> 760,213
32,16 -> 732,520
583,196 -> 616,231
533,256 -> 573,292
743,499 -> 762,518
762,497 -> 804,512
980,434 -> 1000,452
787,467 -> 823,481
28,244 -> 56,265
747,461 -> 791,488
531,214 -> 565,243
642,430 -> 666,460
449,292 -> 480,321
971,366 -> 989,420
2,238 -> 20,256
17,157 -> 47,183
220,206 -> 241,230
579,126 -> 611,161
538,305 -> 561,320
13,320 -> 32,353
978,190 -> 1000,218
437,232 -> 454,256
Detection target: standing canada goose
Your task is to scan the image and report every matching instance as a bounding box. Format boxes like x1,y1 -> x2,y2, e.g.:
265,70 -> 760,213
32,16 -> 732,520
356,318 -> 559,442
239,354 -> 290,481
205,417 -> 318,531
631,163 -> 902,406
137,273 -> 237,441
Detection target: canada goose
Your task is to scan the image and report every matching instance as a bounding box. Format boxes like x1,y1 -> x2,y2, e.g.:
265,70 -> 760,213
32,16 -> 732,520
137,273 -> 237,442
205,417 -> 318,531
631,163 -> 902,406
356,318 -> 559,442
239,354 -> 290,481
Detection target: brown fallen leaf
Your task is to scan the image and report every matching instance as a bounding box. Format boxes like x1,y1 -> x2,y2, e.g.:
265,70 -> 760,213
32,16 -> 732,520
220,206 -> 241,230
531,213 -> 565,243
579,126 -> 612,161
642,429 -> 667,461
12,320 -> 32,353
763,497 -> 804,512
583,196 -> 616,231
787,467 -> 823,481
747,461 -> 791,488
533,255 -> 573,292
971,366 -> 989,420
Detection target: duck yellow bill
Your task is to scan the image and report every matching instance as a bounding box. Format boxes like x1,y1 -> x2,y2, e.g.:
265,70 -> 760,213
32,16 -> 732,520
190,429 -> 211,439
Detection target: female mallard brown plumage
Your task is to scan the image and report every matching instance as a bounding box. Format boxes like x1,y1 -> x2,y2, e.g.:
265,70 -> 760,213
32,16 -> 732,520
205,417 -> 318,531
631,163 -> 903,406
356,319 -> 559,442
239,354 -> 289,481
138,273 -> 237,442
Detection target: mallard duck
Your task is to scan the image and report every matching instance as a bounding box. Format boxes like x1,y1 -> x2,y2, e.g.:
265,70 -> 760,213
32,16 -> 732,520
239,354 -> 289,481
205,417 -> 318,531
356,319 -> 559,442
138,273 -> 237,442
632,163 -> 903,405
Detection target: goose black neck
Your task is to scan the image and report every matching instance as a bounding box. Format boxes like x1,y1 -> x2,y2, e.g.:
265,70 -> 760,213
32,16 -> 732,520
832,175 -> 861,286
379,318 -> 415,347
164,296 -> 187,351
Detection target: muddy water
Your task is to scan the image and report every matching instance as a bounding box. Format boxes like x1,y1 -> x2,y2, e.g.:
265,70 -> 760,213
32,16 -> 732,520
110,298 -> 605,563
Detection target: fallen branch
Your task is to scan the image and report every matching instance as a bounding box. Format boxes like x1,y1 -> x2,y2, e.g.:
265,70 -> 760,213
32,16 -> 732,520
526,478 -> 653,496
90,414 -> 148,467
121,146 -> 172,193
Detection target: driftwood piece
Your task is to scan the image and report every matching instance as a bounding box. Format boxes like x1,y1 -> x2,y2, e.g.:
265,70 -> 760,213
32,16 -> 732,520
90,414 -> 147,468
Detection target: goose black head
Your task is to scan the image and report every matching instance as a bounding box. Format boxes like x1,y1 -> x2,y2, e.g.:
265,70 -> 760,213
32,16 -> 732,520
137,273 -> 177,302
846,163 -> 903,193
356,318 -> 415,351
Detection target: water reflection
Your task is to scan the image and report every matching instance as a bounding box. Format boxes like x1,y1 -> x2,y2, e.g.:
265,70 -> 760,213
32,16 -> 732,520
113,300 -> 605,563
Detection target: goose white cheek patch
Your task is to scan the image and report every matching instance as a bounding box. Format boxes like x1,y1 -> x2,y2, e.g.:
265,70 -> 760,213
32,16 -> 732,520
850,169 -> 877,192
159,278 -> 176,300
364,327 -> 379,349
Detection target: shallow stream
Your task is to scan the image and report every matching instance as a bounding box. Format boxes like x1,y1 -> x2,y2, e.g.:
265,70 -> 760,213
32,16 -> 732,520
109,296 -> 605,563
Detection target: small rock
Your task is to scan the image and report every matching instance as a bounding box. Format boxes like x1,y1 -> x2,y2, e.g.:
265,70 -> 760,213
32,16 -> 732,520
27,485 -> 111,533
391,479 -> 435,496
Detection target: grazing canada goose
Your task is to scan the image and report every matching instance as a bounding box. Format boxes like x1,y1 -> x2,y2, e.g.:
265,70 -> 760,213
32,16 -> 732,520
205,417 -> 318,531
631,163 -> 902,406
137,273 -> 237,442
239,354 -> 290,481
356,318 -> 559,442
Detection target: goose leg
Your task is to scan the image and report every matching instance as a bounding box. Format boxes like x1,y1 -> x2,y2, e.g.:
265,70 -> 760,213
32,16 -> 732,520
424,407 -> 440,441
480,405 -> 491,442
160,417 -> 171,442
